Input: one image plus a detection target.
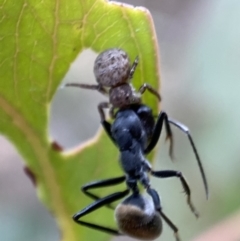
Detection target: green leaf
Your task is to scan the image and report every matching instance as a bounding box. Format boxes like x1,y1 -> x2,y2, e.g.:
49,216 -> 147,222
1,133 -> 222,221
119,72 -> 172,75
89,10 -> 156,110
0,0 -> 160,240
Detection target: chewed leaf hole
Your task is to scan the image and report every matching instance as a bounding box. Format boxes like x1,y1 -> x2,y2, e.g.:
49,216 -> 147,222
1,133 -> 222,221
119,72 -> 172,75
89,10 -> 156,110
49,49 -> 105,151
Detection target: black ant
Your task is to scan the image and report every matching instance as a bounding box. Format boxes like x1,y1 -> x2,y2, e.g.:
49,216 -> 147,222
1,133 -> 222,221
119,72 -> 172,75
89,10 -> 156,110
73,104 -> 203,241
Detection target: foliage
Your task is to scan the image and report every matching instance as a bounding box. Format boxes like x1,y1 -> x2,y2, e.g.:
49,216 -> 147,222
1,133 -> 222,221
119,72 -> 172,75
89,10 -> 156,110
0,0 -> 160,240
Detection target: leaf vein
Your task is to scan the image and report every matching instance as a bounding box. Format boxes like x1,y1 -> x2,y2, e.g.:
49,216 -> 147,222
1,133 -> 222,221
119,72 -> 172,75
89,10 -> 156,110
0,93 -> 76,241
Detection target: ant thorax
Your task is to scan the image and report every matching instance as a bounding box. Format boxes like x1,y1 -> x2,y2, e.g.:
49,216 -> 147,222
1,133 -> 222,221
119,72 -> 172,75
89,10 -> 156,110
109,83 -> 141,108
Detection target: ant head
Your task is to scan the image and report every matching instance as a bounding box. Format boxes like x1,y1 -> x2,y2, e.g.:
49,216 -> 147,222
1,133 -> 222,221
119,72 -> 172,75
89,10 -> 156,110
109,84 -> 141,108
115,193 -> 162,240
94,48 -> 132,87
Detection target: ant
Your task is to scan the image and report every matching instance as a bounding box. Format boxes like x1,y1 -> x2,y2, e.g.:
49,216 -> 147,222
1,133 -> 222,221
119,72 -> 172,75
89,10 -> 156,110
64,48 -> 208,194
65,48 -> 208,240
73,104 -> 202,241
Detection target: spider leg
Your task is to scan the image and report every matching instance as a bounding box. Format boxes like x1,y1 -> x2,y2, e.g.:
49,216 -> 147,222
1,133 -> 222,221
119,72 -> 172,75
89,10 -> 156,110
138,83 -> 161,101
101,120 -> 117,146
64,83 -> 107,95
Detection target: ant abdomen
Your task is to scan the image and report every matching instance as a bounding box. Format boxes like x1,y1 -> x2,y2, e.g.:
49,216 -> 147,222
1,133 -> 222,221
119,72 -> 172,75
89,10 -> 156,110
115,193 -> 162,240
94,48 -> 131,87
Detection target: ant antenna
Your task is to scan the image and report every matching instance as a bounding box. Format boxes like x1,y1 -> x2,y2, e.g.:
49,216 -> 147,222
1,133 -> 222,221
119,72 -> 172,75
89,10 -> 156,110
168,118 -> 209,199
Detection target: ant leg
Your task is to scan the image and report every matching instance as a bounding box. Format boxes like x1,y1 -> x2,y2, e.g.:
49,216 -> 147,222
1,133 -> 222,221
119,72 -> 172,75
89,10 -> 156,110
129,56 -> 139,79
144,111 -> 173,160
138,83 -> 161,101
151,170 -> 199,218
82,176 -> 126,209
168,118 -> 208,199
146,187 -> 161,209
98,102 -> 110,121
101,120 -> 117,146
160,211 -> 181,241
146,188 -> 181,241
73,189 -> 130,235
64,83 -> 108,95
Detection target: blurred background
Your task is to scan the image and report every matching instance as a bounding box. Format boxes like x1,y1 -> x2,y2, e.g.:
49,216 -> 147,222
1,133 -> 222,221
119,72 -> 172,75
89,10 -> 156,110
1,0 -> 240,240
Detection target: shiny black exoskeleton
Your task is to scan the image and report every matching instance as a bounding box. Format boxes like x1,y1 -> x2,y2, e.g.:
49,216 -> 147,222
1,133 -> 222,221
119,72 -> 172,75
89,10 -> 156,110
73,104 -> 207,241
